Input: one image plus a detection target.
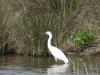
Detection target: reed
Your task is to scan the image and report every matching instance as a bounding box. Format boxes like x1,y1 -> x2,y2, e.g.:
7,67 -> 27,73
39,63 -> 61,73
0,0 -> 88,56
68,55 -> 98,75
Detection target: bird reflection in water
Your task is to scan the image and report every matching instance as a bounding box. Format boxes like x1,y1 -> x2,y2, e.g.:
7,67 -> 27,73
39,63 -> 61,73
47,63 -> 70,75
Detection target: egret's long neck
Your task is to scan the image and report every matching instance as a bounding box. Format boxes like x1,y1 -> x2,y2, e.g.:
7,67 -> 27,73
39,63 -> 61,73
48,34 -> 52,48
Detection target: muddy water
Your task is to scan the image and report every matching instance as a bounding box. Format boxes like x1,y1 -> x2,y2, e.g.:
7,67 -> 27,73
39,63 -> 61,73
0,54 -> 100,75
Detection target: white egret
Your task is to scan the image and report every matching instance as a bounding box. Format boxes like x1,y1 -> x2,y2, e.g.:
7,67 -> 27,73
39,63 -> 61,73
44,31 -> 69,64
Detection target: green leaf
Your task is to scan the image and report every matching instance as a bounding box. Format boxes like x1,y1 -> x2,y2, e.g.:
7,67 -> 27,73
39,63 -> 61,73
81,41 -> 84,44
70,35 -> 73,40
71,25 -> 96,45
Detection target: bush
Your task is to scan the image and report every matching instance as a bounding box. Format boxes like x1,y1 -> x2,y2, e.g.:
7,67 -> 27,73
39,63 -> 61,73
70,26 -> 96,45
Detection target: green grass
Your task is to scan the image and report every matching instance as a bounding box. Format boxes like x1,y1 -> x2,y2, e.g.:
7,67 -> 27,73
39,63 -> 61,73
0,0 -> 91,56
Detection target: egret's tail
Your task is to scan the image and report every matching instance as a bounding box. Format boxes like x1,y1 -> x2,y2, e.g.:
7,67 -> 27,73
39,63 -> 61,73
64,58 -> 69,64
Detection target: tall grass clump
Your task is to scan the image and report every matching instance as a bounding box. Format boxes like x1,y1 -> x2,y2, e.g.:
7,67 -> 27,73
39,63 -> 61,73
0,0 -> 88,56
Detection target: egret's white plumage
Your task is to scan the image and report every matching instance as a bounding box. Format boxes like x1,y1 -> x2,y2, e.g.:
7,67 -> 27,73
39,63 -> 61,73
44,31 -> 69,64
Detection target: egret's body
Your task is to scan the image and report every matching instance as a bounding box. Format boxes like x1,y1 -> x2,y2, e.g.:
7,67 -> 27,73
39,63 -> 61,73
44,31 -> 69,64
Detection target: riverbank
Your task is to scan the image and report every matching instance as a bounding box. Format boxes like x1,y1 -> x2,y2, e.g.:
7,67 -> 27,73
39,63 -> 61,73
60,0 -> 100,55
0,0 -> 100,56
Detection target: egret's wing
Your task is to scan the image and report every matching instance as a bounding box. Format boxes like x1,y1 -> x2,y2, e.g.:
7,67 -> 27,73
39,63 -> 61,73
51,46 -> 66,58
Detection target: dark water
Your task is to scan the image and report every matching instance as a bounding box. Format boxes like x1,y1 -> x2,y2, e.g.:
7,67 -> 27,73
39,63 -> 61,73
0,54 -> 100,75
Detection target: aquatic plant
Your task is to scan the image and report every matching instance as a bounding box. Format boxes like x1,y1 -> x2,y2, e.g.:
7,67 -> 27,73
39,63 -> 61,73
68,55 -> 98,75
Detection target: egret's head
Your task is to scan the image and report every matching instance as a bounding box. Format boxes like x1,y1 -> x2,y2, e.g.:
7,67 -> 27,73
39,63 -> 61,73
45,31 -> 52,36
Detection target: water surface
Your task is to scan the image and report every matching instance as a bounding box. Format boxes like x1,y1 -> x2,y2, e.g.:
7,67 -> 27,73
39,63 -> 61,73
0,54 -> 100,75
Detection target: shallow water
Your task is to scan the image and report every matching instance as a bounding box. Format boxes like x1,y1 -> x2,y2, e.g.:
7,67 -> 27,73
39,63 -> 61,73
0,54 -> 100,75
